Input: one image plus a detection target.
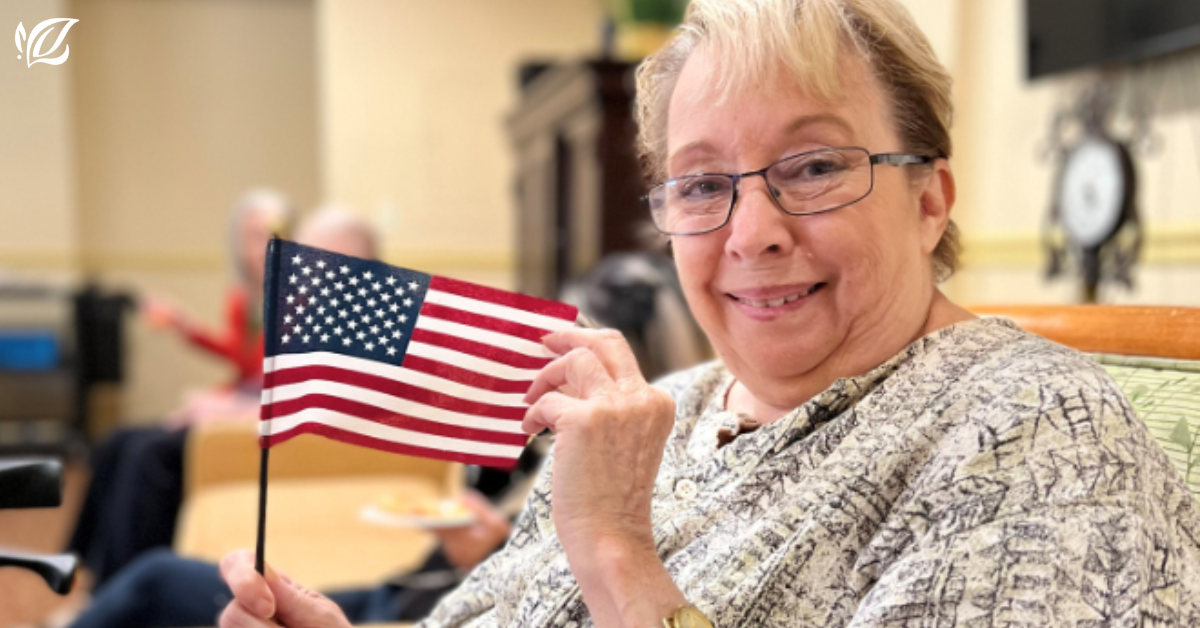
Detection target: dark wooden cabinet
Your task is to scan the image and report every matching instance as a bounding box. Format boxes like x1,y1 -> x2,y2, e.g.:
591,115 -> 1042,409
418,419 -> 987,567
508,60 -> 648,298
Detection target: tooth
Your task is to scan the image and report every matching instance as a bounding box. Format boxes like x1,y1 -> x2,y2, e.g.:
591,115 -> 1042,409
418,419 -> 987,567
784,294 -> 799,303
767,298 -> 785,307
750,299 -> 767,308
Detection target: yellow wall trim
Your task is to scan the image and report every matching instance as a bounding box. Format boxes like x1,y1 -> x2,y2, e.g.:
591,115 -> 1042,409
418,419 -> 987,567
961,226 -> 1200,269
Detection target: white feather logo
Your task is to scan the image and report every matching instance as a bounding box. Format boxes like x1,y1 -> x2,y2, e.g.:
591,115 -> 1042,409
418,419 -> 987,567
15,18 -> 79,68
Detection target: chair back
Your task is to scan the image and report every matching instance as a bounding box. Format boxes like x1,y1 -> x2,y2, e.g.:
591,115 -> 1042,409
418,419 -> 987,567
971,305 -> 1200,498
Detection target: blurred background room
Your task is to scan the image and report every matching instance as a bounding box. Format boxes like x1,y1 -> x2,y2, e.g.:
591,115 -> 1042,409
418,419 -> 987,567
0,0 -> 1197,625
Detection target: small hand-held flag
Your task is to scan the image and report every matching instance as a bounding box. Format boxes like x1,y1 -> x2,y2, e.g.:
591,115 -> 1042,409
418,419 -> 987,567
254,238 -> 577,574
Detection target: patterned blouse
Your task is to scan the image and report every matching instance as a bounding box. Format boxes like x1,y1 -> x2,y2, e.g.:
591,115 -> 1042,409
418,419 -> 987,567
420,318 -> 1200,627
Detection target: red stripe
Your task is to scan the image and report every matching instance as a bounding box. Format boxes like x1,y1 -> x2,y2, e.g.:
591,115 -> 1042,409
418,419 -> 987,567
411,328 -> 552,370
264,365 -> 527,420
260,425 -> 519,470
419,302 -> 551,343
261,394 -> 528,446
429,276 -> 577,321
401,355 -> 532,394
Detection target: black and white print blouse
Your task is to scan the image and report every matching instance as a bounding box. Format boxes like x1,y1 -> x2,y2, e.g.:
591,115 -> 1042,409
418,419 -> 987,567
420,318 -> 1200,627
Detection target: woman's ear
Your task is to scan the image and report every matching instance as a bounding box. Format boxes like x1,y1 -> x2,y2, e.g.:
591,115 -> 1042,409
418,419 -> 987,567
917,160 -> 955,255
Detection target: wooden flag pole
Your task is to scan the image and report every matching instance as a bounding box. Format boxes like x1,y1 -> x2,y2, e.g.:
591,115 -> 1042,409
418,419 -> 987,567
255,447 -> 269,575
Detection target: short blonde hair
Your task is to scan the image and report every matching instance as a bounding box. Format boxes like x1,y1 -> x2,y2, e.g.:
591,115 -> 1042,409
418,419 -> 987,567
635,0 -> 960,281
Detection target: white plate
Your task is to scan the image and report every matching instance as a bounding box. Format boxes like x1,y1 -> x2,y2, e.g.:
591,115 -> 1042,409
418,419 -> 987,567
359,502 -> 476,530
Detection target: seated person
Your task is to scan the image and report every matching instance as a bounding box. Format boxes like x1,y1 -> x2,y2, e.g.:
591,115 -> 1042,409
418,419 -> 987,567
66,205 -> 370,587
219,0 -> 1200,626
68,190 -> 295,586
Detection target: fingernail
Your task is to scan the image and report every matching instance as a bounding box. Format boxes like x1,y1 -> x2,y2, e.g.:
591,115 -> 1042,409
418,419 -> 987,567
255,597 -> 275,618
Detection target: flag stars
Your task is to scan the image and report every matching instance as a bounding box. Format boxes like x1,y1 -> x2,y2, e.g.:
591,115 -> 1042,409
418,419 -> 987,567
399,314 -> 408,323
325,316 -> 334,325
316,260 -> 326,269
383,320 -> 394,329
286,295 -> 295,304
348,320 -> 358,330
301,266 -> 312,276
326,271 -> 335,280
386,346 -> 397,357
357,332 -> 366,341
320,288 -> 331,297
334,282 -> 344,291
343,292 -> 355,302
358,288 -> 368,297
296,305 -> 306,314
330,298 -> 340,307
298,286 -> 308,295
392,330 -> 402,339
378,336 -> 389,345
353,304 -> 363,313
370,325 -> 380,335
317,306 -> 326,315
364,271 -> 374,281
403,298 -> 414,307
334,326 -> 343,335
338,310 -> 348,319
343,338 -> 352,346
291,255 -> 302,265
302,335 -> 311,343
293,325 -> 304,335
321,334 -> 330,343
362,314 -> 372,323
284,315 -> 293,324
289,275 -> 298,285
281,334 -> 291,344
367,298 -> 377,307
364,342 -> 375,351
306,315 -> 314,324
389,304 -> 399,313
349,277 -> 359,286
408,281 -> 419,291
386,276 -> 396,286
381,294 -> 392,303
340,265 -> 350,274
313,325 -> 322,334
311,277 -> 322,287
372,282 -> 381,292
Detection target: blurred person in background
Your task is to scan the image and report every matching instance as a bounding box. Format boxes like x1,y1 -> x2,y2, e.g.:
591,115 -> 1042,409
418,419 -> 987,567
66,190 -> 295,588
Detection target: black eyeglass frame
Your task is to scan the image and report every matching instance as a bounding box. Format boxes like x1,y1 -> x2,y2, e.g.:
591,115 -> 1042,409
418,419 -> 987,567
643,146 -> 939,236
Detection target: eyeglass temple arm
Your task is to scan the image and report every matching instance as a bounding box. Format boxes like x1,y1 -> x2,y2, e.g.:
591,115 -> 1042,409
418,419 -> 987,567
870,153 -> 937,166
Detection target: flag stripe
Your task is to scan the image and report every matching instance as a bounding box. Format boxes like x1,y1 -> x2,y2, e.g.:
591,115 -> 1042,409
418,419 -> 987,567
414,315 -> 556,359
259,409 -> 524,456
411,328 -> 553,370
261,394 -> 528,445
429,276 -> 577,320
264,352 -> 527,406
405,342 -> 542,381
419,302 -> 549,343
260,422 -> 520,469
265,379 -> 527,429
400,354 -> 532,394
424,289 -> 576,333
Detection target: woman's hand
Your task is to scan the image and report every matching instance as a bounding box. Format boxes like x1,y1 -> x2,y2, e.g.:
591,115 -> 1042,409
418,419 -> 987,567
140,295 -> 183,330
430,490 -> 512,570
218,550 -> 352,628
522,329 -> 684,627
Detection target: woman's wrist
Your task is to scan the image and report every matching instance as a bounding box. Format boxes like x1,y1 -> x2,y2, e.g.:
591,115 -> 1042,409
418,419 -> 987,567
568,534 -> 686,628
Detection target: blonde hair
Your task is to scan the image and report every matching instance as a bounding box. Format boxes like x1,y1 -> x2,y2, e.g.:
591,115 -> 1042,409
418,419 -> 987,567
635,0 -> 960,280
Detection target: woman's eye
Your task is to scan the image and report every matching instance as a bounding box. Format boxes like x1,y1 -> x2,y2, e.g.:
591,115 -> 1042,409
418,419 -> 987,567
677,178 -> 729,200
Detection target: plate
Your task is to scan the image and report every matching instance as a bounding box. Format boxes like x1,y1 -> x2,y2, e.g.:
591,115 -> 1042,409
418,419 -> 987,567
359,500 -> 476,530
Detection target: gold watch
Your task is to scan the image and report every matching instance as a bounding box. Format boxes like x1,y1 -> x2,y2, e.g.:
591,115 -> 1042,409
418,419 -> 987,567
662,604 -> 714,628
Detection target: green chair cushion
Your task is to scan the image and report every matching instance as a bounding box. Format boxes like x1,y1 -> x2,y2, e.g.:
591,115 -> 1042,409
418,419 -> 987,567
1095,353 -> 1200,498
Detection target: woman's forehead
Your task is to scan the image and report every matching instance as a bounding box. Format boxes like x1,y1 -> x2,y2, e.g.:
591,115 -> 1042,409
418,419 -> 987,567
666,50 -> 890,166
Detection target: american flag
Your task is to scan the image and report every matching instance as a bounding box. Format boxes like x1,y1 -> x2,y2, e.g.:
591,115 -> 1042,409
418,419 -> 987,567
258,239 -> 577,469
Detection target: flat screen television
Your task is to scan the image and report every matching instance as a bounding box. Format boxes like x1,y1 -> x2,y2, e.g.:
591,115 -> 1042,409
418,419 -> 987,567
1027,0 -> 1200,79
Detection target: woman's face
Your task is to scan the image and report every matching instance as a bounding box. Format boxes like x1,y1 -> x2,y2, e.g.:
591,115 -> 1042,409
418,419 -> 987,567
667,50 -> 952,407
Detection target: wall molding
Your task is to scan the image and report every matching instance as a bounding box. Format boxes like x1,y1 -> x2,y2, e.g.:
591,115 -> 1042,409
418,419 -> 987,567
0,249 -> 515,275
961,225 -> 1200,269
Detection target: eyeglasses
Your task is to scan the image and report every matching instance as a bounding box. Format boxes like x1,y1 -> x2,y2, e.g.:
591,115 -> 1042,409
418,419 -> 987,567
644,146 -> 937,236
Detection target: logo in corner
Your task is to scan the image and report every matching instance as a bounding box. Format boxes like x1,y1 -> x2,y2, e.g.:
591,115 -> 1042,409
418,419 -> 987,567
15,18 -> 79,68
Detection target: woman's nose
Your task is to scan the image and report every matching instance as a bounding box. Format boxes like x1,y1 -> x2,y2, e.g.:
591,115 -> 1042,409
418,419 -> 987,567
723,176 -> 796,261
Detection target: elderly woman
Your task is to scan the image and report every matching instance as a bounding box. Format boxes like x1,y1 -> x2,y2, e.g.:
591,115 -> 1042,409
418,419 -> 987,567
218,0 -> 1200,626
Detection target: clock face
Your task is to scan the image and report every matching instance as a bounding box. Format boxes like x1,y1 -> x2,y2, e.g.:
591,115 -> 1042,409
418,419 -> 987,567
1058,137 -> 1126,248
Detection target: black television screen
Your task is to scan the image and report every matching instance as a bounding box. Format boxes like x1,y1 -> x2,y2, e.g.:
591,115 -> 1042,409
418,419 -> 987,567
1027,0 -> 1200,79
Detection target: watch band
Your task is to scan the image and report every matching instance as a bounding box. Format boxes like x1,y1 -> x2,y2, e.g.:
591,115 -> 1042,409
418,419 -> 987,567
662,603 -> 714,628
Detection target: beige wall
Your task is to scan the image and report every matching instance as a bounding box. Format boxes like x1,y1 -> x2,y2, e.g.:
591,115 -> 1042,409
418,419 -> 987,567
901,0 -> 1200,305
317,0 -> 604,290
0,0 -> 78,273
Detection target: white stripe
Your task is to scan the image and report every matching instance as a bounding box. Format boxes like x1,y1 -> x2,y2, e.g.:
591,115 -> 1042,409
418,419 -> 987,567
405,342 -> 543,381
259,409 -> 524,458
414,316 -> 557,359
263,352 -> 527,406
424,290 -> 576,333
264,379 -> 525,434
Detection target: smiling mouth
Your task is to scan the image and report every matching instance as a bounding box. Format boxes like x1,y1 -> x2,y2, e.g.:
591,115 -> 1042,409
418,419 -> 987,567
727,283 -> 825,309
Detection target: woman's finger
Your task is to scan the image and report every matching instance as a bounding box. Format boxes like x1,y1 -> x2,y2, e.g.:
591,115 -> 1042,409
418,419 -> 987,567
542,328 -> 642,382
521,391 -> 578,435
218,601 -> 278,628
219,550 -> 276,619
524,347 -> 614,404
